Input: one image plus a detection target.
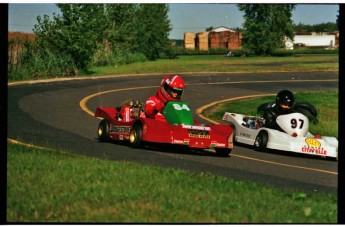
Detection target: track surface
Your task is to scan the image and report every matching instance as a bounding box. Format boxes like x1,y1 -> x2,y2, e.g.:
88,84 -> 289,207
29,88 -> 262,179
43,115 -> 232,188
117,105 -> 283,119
8,71 -> 338,194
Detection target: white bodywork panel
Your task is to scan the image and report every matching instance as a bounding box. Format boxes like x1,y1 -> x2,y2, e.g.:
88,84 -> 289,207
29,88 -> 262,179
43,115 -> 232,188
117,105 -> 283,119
222,112 -> 338,159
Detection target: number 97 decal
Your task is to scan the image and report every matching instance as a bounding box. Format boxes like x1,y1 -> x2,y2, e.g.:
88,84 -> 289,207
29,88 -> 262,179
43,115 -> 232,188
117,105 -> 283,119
291,118 -> 304,129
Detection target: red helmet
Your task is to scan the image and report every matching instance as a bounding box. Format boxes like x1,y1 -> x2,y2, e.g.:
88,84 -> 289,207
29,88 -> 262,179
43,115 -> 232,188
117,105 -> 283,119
157,74 -> 185,102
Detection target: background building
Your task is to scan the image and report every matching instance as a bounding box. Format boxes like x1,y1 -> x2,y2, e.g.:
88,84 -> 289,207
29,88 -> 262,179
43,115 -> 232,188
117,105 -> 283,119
184,26 -> 242,51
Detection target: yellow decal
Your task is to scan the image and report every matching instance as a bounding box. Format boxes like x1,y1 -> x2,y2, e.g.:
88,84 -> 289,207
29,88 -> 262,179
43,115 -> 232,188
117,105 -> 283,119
305,138 -> 321,148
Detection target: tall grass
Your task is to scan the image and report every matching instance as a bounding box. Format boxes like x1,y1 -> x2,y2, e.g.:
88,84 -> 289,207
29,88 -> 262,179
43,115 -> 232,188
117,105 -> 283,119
8,39 -> 76,81
8,39 -> 148,82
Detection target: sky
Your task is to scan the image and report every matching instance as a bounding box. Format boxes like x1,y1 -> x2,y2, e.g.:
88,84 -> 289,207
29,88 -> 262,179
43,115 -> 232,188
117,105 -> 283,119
8,3 -> 340,40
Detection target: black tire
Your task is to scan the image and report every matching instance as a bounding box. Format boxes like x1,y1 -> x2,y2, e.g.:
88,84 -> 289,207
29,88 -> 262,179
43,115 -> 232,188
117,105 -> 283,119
254,130 -> 268,152
98,119 -> 109,142
215,148 -> 232,157
231,124 -> 237,145
129,123 -> 143,148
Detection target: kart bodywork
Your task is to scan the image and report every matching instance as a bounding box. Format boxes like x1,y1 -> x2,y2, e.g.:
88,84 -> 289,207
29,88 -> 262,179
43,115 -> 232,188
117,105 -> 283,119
95,101 -> 233,156
222,112 -> 338,160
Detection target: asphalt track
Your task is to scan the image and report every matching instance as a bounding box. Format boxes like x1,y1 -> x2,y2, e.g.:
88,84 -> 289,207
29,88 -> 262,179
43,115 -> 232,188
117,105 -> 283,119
8,71 -> 339,194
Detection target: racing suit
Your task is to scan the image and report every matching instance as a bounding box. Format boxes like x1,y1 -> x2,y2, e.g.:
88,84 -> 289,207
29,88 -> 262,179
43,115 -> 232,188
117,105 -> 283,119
262,104 -> 294,131
145,93 -> 167,122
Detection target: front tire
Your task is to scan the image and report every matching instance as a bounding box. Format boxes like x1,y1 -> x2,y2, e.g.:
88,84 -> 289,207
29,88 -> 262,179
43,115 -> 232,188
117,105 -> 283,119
254,130 -> 268,152
129,123 -> 143,148
98,119 -> 109,142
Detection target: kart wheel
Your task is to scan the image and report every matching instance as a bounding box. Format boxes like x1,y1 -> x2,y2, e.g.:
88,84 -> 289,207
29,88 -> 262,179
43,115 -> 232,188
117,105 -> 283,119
254,131 -> 268,152
215,148 -> 232,157
129,123 -> 143,148
98,119 -> 109,142
230,125 -> 237,144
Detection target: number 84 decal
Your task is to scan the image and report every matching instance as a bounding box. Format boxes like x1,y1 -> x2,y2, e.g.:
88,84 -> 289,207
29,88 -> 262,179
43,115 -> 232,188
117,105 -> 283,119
172,103 -> 190,111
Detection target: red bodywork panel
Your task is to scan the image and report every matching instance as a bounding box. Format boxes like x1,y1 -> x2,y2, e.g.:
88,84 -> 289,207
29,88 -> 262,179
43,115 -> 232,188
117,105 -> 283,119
95,106 -> 233,149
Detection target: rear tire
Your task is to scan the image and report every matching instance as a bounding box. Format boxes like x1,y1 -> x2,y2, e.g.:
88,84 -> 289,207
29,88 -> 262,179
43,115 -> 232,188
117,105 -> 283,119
254,131 -> 268,152
129,123 -> 143,148
98,119 -> 109,142
230,124 -> 237,145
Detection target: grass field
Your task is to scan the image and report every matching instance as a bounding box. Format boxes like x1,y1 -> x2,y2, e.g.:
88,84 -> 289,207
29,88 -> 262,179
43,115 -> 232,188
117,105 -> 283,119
7,141 -> 337,223
87,55 -> 338,76
8,54 -> 338,82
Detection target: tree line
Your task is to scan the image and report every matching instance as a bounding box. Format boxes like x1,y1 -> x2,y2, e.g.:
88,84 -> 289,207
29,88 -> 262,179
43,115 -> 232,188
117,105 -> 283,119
293,22 -> 338,33
8,4 -> 339,81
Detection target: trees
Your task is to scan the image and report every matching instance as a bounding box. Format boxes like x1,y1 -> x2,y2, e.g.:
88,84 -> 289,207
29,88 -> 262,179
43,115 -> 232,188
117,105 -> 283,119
237,4 -> 295,55
105,4 -> 138,53
33,3 -> 172,73
34,4 -> 107,72
134,4 -> 172,60
293,22 -> 338,33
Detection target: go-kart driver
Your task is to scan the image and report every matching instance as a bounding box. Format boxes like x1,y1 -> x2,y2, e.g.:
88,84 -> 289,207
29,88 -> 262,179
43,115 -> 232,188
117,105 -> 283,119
257,90 -> 318,131
145,74 -> 185,122
260,90 -> 295,130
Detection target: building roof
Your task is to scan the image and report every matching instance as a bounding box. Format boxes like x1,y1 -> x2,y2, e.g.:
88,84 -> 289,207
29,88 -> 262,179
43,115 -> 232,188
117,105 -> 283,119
211,26 -> 236,33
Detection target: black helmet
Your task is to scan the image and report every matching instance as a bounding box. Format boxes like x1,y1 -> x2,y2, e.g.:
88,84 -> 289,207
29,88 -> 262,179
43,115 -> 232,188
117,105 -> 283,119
275,90 -> 295,112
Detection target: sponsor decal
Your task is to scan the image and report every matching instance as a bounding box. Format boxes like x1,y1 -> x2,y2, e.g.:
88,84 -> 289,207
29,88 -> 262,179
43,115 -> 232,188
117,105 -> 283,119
240,132 -> 251,138
182,125 -> 211,131
301,138 -> 327,155
210,141 -> 217,148
173,139 -> 184,144
110,125 -> 130,134
216,143 -> 226,147
305,138 -> 320,147
124,106 -> 130,122
183,139 -> 190,145
188,129 -> 210,138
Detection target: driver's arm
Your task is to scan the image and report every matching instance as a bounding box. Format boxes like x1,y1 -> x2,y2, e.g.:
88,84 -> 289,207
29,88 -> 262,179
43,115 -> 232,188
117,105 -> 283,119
145,96 -> 165,118
262,110 -> 276,129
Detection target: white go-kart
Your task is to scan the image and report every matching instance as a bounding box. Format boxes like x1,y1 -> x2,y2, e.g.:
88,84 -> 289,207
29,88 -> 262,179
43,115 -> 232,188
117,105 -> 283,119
222,112 -> 338,160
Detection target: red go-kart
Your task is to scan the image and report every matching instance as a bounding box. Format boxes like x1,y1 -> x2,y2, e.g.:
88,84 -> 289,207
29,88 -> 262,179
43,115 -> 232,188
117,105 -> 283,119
94,100 -> 233,156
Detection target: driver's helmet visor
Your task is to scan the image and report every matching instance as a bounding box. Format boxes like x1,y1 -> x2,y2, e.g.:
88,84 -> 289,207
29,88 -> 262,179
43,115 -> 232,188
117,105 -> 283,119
165,84 -> 183,99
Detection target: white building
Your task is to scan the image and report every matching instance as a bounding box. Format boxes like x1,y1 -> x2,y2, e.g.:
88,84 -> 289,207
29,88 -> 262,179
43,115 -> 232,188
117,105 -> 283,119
285,34 -> 336,49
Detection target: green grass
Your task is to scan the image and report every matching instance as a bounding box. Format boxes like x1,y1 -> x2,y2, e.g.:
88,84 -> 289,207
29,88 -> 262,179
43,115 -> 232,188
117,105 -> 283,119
204,91 -> 338,138
7,142 -> 337,223
86,55 -> 338,77
8,55 -> 338,82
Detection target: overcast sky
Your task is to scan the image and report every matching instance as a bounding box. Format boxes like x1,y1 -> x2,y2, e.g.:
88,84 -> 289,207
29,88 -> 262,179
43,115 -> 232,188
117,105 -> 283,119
8,3 -> 339,39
